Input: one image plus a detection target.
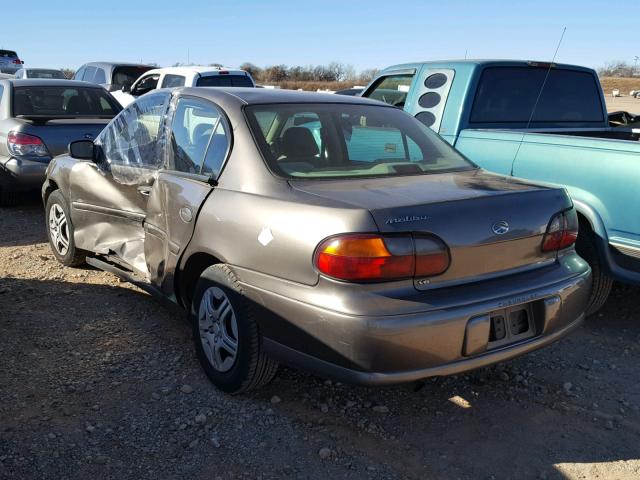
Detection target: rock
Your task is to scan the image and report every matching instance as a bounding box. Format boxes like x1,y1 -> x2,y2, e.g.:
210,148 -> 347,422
563,382 -> 573,394
318,447 -> 332,459
152,392 -> 161,400
270,395 -> 281,404
189,439 -> 199,448
86,424 -> 96,433
605,420 -> 614,430
499,372 -> 509,381
180,385 -> 194,394
95,455 -> 107,465
319,403 -> 329,413
47,433 -> 56,440
210,436 -> 221,448
195,414 -> 206,425
372,405 -> 389,413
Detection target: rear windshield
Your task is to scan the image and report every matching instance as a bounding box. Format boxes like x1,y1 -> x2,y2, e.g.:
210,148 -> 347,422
13,86 -> 121,117
470,67 -> 604,124
28,69 -> 66,79
245,103 -> 473,179
0,50 -> 17,58
196,75 -> 253,87
112,66 -> 154,89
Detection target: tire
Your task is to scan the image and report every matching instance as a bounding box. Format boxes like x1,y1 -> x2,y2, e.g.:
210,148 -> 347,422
576,229 -> 613,316
191,264 -> 278,394
45,190 -> 87,267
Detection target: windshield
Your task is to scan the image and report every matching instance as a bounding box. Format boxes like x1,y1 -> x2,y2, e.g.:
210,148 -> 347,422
196,75 -> 253,87
13,86 -> 121,117
245,103 -> 474,179
111,66 -> 154,89
27,69 -> 66,79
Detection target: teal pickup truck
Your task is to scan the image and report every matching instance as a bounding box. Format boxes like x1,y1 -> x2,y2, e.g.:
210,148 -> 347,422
360,60 -> 640,313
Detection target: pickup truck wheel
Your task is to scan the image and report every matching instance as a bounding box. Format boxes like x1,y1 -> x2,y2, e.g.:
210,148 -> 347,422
576,231 -> 613,315
45,190 -> 87,267
191,264 -> 278,394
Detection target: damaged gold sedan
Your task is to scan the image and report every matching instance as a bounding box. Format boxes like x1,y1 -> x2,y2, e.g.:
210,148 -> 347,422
43,88 -> 591,393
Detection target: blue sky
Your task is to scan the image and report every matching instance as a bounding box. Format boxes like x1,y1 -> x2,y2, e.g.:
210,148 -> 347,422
3,0 -> 636,72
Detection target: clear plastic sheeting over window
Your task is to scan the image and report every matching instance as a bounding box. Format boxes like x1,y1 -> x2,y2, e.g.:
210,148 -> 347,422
96,92 -> 169,185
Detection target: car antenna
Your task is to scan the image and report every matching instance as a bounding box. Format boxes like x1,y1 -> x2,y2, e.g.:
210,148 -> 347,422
509,27 -> 566,176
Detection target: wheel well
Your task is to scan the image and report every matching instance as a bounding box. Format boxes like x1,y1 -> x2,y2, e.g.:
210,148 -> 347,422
178,252 -> 223,309
577,211 -> 594,237
43,180 -> 59,203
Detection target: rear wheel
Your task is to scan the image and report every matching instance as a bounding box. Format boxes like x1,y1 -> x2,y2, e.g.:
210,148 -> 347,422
576,228 -> 613,315
191,264 -> 278,394
45,190 -> 87,266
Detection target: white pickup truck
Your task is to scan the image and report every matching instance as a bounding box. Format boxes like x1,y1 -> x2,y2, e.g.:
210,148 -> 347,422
111,66 -> 255,107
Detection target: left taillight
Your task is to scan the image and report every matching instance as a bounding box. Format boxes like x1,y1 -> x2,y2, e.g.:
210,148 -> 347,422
7,132 -> 50,157
313,233 -> 449,282
542,208 -> 579,252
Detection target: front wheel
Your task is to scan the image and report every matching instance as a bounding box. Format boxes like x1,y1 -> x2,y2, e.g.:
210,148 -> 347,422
191,264 -> 278,394
45,190 -> 87,266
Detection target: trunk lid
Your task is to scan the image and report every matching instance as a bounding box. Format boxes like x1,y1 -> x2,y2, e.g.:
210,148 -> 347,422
16,118 -> 110,157
290,170 -> 571,289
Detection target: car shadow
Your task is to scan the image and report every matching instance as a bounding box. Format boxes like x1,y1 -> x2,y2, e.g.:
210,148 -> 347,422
1,274 -> 639,479
0,193 -> 47,247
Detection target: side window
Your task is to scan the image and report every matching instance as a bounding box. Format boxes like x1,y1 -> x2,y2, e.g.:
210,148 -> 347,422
161,74 -> 186,88
73,66 -> 86,81
132,74 -> 160,97
93,68 -> 106,84
82,66 -> 97,82
97,93 -> 169,183
362,74 -> 415,107
168,96 -> 228,175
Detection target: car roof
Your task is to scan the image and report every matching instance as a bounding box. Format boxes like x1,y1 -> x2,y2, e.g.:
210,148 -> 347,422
145,65 -> 248,76
83,62 -> 155,69
1,79 -> 105,88
175,86 -> 388,107
381,59 -> 596,74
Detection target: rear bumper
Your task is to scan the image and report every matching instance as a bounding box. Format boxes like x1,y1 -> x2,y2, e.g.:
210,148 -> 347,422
0,66 -> 19,74
240,258 -> 591,385
0,157 -> 49,189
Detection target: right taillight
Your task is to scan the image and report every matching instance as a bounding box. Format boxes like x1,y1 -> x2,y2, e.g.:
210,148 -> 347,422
314,233 -> 449,282
542,208 -> 579,252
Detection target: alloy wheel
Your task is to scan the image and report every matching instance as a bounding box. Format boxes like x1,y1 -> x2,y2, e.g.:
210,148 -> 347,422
198,286 -> 239,373
49,204 -> 70,256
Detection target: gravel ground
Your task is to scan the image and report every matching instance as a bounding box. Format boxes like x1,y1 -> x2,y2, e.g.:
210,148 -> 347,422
1,198 -> 640,480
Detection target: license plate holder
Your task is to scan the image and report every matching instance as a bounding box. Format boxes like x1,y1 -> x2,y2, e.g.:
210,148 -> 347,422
487,303 -> 536,349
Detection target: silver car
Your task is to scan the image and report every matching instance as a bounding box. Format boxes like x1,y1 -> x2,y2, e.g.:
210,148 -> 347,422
0,49 -> 23,74
42,88 -> 591,393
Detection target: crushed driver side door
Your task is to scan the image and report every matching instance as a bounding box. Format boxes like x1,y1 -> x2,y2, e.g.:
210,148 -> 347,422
143,94 -> 232,299
69,92 -> 170,274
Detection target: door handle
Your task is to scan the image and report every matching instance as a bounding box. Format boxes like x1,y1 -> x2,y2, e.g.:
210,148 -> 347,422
137,186 -> 152,197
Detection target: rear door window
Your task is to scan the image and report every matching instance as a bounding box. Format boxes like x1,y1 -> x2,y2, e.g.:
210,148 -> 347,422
161,74 -> 186,88
470,67 -> 604,124
196,75 -> 253,87
362,74 -> 415,108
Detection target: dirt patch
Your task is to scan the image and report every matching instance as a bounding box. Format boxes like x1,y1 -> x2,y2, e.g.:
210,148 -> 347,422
1,197 -> 640,479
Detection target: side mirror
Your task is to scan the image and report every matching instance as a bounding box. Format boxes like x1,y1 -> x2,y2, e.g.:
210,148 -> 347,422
69,140 -> 95,160
121,83 -> 131,93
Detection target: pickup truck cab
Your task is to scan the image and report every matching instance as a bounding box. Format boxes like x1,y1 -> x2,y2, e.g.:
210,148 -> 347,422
111,66 -> 255,107
363,60 -> 640,313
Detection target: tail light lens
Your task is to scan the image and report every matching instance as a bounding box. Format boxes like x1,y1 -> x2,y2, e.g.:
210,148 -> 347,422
542,209 -> 579,252
314,233 -> 449,282
12,59 -> 21,64
7,132 -> 50,157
